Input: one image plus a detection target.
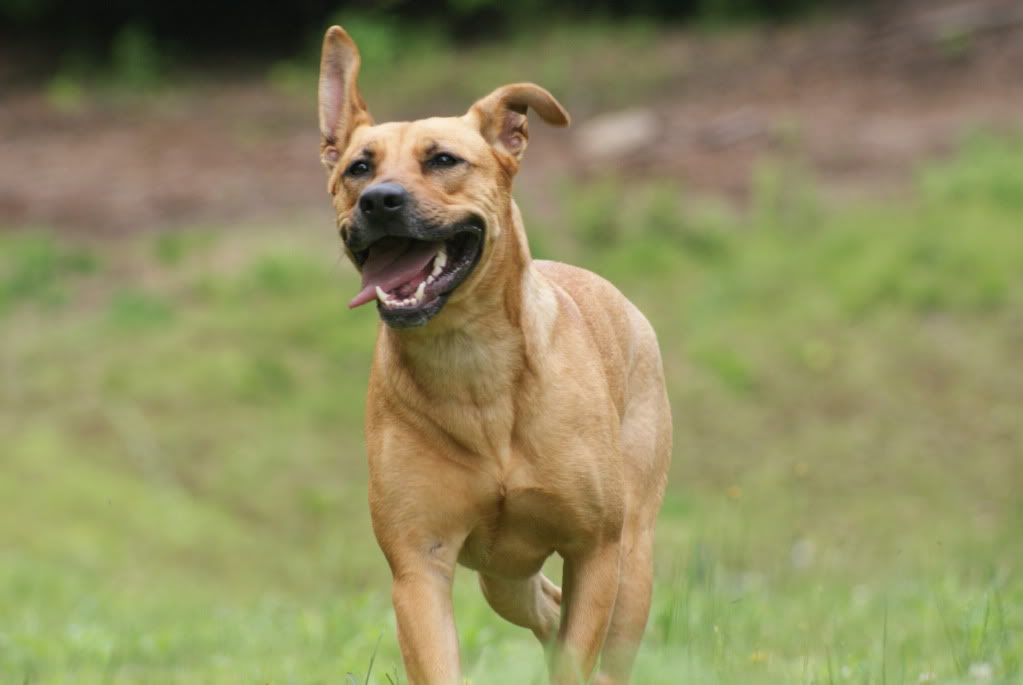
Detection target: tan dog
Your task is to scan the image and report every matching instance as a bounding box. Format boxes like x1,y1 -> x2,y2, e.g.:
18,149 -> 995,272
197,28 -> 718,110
317,26 -> 671,685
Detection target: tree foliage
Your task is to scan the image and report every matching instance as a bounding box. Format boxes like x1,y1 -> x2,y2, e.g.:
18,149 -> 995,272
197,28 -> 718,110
1,0 -> 843,59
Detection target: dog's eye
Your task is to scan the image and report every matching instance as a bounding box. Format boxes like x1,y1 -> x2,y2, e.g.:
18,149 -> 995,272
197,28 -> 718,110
427,153 -> 461,169
346,160 -> 371,177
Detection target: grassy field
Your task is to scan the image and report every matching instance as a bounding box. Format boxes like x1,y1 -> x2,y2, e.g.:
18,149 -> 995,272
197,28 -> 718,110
2,132 -> 1022,684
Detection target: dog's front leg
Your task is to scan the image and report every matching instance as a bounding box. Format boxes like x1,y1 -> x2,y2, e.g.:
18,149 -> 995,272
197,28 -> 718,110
390,551 -> 461,685
551,542 -> 622,684
370,442 -> 476,684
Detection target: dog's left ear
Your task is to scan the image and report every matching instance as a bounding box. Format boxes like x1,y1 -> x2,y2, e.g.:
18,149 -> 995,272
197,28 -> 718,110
466,83 -> 570,164
318,25 -> 373,171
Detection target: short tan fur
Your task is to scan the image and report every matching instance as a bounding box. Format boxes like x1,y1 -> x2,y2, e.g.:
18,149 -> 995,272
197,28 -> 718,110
318,25 -> 672,685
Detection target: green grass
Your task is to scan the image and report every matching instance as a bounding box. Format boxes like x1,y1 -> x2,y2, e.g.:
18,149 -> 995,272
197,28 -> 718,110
1,136 -> 1022,684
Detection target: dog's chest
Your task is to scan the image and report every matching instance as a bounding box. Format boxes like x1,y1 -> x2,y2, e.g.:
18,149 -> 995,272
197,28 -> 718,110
458,467 -> 601,578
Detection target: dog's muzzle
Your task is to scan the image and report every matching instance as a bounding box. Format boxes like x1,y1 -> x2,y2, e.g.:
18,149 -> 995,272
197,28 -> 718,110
345,184 -> 485,329
345,182 -> 413,253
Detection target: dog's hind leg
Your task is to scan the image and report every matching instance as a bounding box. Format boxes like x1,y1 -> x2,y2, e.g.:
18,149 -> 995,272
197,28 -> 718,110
479,572 -> 562,644
593,526 -> 655,685
596,319 -> 671,685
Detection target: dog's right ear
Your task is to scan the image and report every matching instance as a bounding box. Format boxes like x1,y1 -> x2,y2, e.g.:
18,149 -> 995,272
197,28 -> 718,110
318,26 -> 372,172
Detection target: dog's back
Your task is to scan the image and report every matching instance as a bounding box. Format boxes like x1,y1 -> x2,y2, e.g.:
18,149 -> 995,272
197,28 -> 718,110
534,259 -> 664,401
535,259 -> 672,522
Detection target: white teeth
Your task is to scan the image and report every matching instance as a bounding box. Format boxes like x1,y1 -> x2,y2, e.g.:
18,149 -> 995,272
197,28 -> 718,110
426,275 -> 435,284
376,284 -> 428,310
432,247 -> 447,277
376,286 -> 403,308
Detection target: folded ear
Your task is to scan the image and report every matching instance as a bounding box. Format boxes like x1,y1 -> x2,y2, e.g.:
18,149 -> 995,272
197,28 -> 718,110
318,26 -> 372,171
466,83 -> 570,164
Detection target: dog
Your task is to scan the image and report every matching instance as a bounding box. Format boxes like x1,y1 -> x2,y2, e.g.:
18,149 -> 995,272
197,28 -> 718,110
317,25 -> 672,685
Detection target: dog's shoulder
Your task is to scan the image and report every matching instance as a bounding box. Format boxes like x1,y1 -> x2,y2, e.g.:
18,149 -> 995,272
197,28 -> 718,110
532,259 -> 637,326
533,259 -> 655,391
535,257 -> 659,342
533,257 -> 617,294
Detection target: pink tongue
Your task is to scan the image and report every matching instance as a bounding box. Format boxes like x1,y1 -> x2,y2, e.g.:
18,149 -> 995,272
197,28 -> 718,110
348,238 -> 441,308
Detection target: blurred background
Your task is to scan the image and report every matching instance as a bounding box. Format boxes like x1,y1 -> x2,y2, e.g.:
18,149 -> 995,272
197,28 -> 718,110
2,0 -> 1021,683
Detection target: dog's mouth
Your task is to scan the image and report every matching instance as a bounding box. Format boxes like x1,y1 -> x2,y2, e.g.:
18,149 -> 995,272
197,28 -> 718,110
347,222 -> 484,328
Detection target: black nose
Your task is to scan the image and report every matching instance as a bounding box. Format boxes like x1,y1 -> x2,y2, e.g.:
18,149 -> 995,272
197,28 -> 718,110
359,183 -> 407,215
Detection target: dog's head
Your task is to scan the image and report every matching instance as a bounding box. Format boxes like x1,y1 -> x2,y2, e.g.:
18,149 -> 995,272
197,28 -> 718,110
317,26 -> 570,329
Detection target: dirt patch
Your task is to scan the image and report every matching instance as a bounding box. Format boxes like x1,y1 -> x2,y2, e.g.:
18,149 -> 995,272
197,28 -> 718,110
0,86 -> 328,234
2,0 -> 1021,235
578,0 -> 1023,204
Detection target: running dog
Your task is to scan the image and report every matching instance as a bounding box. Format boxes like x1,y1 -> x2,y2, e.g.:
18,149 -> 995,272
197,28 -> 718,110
317,25 -> 672,685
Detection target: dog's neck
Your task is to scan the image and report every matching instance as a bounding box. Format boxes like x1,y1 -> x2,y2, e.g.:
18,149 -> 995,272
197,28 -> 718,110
375,202 -> 556,410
